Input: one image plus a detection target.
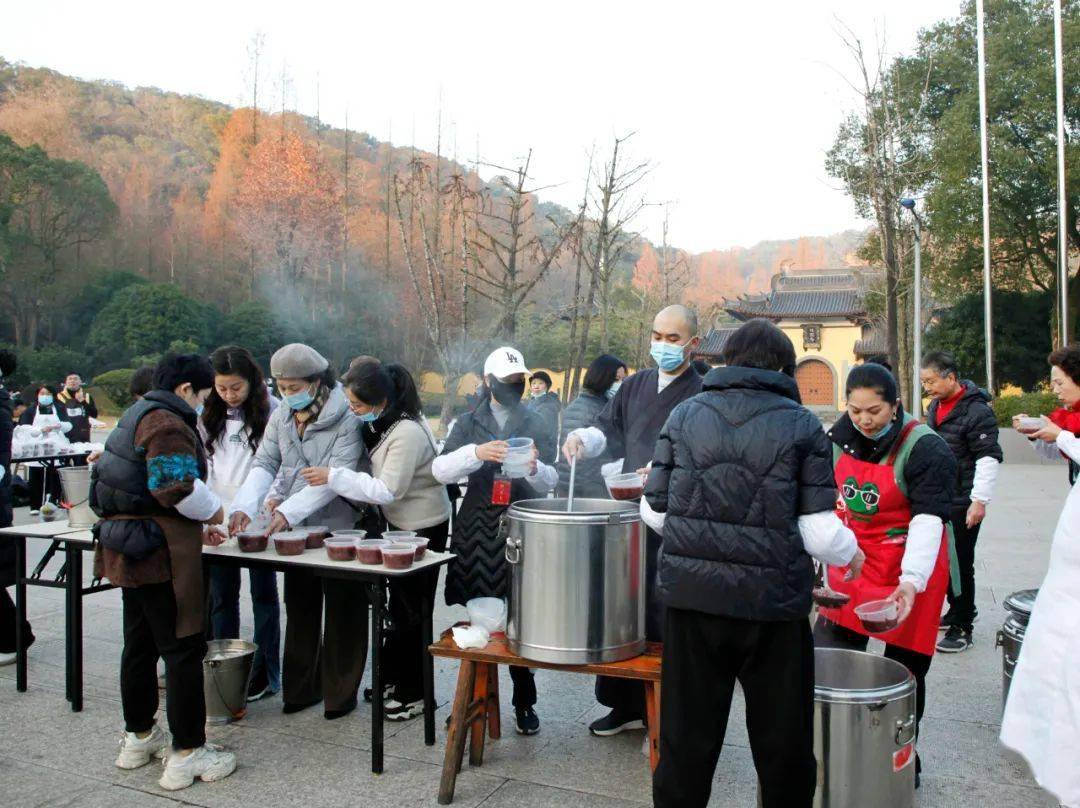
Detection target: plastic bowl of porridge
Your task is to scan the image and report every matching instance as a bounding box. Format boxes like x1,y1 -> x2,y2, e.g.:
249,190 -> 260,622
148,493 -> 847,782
356,539 -> 389,565
325,538 -> 357,561
381,543 -> 416,570
399,536 -> 430,560
236,531 -> 268,553
272,531 -> 308,556
605,472 -> 646,501
303,526 -> 331,549
855,599 -> 899,633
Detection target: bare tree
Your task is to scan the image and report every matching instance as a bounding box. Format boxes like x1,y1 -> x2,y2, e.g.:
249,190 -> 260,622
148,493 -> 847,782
467,149 -> 575,341
826,22 -> 933,406
575,132 -> 650,364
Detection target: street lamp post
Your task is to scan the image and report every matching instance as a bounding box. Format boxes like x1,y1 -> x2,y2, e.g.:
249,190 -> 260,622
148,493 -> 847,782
901,198 -> 922,418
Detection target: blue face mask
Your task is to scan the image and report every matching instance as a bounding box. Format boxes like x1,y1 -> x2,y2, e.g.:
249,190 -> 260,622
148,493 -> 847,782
856,420 -> 895,441
283,387 -> 315,412
358,409 -> 381,423
38,395 -> 53,407
650,341 -> 688,373
195,404 -> 205,417
606,382 -> 622,400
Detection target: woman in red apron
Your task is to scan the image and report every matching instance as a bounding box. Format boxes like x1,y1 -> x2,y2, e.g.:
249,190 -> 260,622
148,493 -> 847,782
815,363 -> 957,787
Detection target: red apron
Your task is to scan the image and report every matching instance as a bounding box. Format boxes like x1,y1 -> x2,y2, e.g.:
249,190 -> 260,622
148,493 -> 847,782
819,420 -> 950,656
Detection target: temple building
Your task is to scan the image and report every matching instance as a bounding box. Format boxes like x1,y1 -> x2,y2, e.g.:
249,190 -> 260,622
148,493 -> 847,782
696,267 -> 884,410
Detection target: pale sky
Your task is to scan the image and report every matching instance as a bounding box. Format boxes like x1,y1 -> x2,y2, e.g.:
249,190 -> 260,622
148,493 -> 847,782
0,0 -> 959,253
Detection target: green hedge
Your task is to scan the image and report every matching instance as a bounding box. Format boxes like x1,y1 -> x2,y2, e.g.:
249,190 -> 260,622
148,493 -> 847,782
92,368 -> 136,414
992,392 -> 1060,426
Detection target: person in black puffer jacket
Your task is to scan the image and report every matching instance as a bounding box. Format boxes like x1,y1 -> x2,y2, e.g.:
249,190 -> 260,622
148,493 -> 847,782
920,351 -> 1002,652
645,319 -> 863,808
555,354 -> 627,498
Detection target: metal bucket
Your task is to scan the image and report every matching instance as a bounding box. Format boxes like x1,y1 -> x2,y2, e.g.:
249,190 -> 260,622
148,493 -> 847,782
995,588 -> 1038,711
203,639 -> 256,725
814,649 -> 917,808
57,466 -> 96,528
505,498 -> 644,665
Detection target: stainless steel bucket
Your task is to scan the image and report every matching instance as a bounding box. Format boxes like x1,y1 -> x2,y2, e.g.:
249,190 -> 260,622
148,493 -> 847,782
814,648 -> 917,808
203,639 -> 257,725
995,588 -> 1038,711
57,466 -> 96,528
505,498 -> 644,665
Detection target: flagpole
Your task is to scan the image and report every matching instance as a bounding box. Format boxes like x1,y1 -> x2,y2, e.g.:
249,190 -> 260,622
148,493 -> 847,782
1054,0 -> 1069,346
976,0 -> 995,391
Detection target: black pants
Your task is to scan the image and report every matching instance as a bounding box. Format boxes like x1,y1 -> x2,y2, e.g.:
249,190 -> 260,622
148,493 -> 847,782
596,526 -> 662,718
0,586 -> 34,653
381,520 -> 449,703
282,570 -> 369,712
813,617 -> 932,769
653,607 -> 816,808
120,583 -> 207,751
946,506 -> 981,630
28,467 -> 62,510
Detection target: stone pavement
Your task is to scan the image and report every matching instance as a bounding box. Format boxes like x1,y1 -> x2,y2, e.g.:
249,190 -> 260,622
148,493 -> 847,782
0,457 -> 1066,807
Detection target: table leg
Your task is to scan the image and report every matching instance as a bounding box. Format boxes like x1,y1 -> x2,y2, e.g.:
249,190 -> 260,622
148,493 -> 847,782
421,595 -> 436,747
68,545 -> 84,713
370,578 -> 386,774
645,681 -> 661,773
487,666 -> 501,740
64,548 -> 72,703
15,536 -> 27,692
468,663 -> 490,767
439,659 -> 475,806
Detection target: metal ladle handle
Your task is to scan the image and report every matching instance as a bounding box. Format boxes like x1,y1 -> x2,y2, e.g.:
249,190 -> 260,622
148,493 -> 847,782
566,455 -> 577,513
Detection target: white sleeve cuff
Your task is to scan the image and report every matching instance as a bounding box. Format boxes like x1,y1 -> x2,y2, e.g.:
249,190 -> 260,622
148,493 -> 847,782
526,461 -> 558,494
59,421 -> 73,433
797,510 -> 857,567
328,466 -> 394,506
900,513 -> 943,594
970,456 -> 1000,503
640,496 -> 666,533
1057,430 -> 1080,464
175,479 -> 222,522
432,443 -> 483,483
230,466 -> 276,519
572,427 -> 607,460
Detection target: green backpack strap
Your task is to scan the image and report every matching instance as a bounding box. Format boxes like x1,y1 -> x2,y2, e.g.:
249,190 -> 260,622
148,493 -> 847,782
889,417 -> 962,596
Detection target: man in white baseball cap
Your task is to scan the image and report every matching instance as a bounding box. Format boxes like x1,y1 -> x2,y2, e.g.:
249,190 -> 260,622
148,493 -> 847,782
432,346 -> 556,736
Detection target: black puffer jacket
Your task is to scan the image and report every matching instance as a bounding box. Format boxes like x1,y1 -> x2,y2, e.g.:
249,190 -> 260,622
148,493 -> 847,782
645,366 -> 837,621
555,390 -> 611,498
527,391 -> 562,462
925,381 -> 1002,508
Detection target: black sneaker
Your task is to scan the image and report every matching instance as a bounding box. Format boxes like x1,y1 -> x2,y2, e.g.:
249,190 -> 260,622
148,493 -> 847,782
363,684 -> 394,704
588,709 -> 646,737
936,625 -> 973,653
386,698 -> 424,722
515,707 -> 540,736
938,610 -> 957,632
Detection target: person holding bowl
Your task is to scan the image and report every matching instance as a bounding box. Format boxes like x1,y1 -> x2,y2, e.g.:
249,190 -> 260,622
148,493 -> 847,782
815,362 -> 957,788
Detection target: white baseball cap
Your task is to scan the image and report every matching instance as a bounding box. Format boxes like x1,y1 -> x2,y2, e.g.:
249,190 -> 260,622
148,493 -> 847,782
483,347 -> 530,380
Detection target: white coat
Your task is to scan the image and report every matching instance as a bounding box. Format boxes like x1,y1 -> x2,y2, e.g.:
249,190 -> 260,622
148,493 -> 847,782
1000,430 -> 1080,807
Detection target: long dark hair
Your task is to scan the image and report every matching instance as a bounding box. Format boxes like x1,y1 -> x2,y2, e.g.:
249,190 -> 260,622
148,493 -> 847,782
203,346 -> 271,456
342,362 -> 423,422
582,354 -> 627,397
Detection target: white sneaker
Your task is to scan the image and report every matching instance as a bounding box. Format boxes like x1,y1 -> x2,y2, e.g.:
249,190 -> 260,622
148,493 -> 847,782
0,651 -> 16,667
115,725 -> 169,769
158,743 -> 236,791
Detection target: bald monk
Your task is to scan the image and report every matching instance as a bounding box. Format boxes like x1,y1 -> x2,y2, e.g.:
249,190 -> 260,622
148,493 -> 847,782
563,304 -> 703,738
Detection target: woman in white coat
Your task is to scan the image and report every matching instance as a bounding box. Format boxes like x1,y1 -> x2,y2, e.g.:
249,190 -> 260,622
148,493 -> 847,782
1001,344 -> 1080,808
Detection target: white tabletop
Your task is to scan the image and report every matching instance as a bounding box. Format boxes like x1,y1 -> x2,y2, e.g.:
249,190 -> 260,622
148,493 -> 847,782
0,520 -> 87,539
202,542 -> 455,577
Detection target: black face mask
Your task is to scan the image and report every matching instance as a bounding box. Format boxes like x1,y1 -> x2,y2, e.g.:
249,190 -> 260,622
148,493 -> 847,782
489,379 -> 525,407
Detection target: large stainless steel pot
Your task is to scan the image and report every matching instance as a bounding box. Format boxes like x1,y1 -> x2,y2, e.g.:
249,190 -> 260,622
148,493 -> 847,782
814,648 -> 917,808
505,498 -> 644,665
995,588 -> 1038,711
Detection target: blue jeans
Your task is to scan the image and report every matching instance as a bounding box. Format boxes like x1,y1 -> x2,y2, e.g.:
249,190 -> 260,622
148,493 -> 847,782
209,565 -> 281,692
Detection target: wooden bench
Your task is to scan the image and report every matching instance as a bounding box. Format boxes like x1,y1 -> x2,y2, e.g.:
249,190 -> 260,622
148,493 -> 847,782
429,629 -> 662,805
